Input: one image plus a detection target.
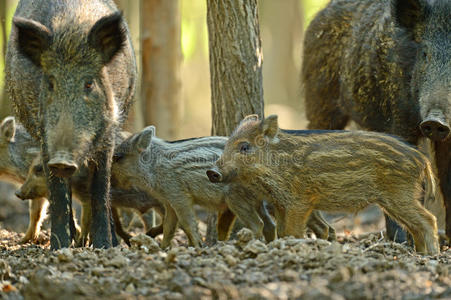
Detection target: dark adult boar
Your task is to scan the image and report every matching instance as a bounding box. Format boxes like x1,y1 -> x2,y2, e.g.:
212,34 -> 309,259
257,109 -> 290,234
5,0 -> 137,248
302,0 -> 451,240
210,115 -> 440,255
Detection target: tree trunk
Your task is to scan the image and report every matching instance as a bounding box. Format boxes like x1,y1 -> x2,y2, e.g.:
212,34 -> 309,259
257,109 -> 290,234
206,0 -> 264,245
141,0 -> 182,140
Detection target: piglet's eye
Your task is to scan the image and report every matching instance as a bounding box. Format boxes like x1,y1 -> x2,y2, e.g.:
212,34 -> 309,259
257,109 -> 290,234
239,142 -> 250,154
84,79 -> 94,91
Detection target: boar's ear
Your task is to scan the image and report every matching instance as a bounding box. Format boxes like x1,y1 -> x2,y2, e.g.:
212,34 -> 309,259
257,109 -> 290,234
136,125 -> 156,153
0,116 -> 16,142
13,17 -> 52,67
392,0 -> 428,34
88,12 -> 126,64
261,115 -> 279,140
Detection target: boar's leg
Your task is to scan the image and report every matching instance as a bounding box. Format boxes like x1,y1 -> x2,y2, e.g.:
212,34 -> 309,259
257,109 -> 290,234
217,208 -> 236,241
47,175 -> 73,249
75,202 -> 92,247
223,185 -> 264,240
42,143 -> 73,249
21,197 -> 49,243
307,210 -> 336,241
384,215 -> 409,243
282,204 -> 313,238
146,224 -> 164,238
170,199 -> 202,248
69,196 -> 79,243
258,201 -> 276,242
380,199 -> 439,255
226,201 -> 264,241
110,209 -> 119,247
90,149 -> 115,248
112,207 -> 131,246
146,206 -> 165,238
161,204 -> 179,249
435,141 -> 451,241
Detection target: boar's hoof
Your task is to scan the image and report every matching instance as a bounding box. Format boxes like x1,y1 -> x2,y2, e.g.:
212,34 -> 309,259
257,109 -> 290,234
420,119 -> 450,141
15,189 -> 27,200
206,169 -> 222,183
48,159 -> 78,178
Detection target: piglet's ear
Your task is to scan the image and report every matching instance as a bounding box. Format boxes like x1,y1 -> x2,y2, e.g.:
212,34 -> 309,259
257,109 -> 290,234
237,114 -> 260,129
88,11 -> 126,64
136,125 -> 155,152
261,115 -> 279,141
242,114 -> 259,123
13,17 -> 52,67
0,116 -> 16,142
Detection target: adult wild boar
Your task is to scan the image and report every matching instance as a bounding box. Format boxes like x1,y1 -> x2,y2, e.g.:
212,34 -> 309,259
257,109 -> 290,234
302,0 -> 451,241
5,0 -> 137,248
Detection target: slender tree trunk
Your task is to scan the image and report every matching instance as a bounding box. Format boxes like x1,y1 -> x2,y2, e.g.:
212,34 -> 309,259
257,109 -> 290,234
206,0 -> 264,245
141,0 -> 182,139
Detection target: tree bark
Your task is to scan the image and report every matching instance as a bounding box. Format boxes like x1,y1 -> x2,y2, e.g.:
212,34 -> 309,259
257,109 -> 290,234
207,0 -> 264,137
141,0 -> 182,140
206,0 -> 264,245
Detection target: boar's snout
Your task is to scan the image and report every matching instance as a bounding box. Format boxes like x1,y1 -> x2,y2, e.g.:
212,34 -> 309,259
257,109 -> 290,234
420,111 -> 450,141
48,155 -> 78,178
207,169 -> 222,183
15,189 -> 27,200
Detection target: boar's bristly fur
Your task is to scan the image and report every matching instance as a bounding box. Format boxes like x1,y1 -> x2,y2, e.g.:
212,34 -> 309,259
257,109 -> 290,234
302,0 -> 451,240
5,0 -> 137,249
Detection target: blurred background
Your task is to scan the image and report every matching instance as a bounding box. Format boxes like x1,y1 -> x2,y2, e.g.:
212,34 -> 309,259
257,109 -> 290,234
1,0 -> 383,237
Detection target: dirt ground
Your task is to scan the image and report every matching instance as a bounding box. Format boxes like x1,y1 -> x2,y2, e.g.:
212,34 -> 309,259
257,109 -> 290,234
0,187 -> 450,300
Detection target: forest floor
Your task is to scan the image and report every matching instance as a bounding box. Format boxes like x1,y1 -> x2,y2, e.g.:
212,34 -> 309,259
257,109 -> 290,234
0,186 -> 450,300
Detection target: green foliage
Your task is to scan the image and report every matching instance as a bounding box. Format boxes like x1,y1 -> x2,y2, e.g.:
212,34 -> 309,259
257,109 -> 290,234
181,0 -> 208,61
302,0 -> 329,27
0,1 -> 19,88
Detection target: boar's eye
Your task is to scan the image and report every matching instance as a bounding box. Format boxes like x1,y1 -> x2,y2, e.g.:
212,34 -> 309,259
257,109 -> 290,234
34,165 -> 44,176
239,142 -> 251,154
84,78 -> 94,92
113,152 -> 124,163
